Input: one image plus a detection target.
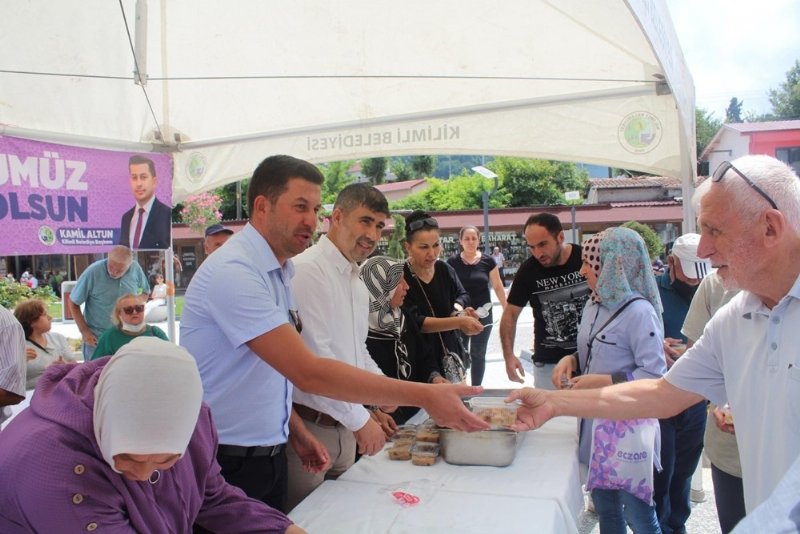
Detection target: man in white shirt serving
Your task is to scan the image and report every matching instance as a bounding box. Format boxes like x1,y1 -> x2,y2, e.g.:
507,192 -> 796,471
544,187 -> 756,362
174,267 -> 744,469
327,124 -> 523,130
287,183 -> 394,510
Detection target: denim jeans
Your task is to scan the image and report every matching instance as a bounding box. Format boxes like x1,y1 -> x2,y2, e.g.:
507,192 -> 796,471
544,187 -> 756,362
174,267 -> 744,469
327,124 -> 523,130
592,489 -> 661,534
465,312 -> 493,386
532,362 -> 557,390
711,463 -> 746,534
81,342 -> 96,361
654,401 -> 707,534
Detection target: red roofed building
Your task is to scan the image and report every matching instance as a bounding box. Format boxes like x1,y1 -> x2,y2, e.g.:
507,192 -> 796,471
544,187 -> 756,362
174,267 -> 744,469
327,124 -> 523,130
701,120 -> 800,175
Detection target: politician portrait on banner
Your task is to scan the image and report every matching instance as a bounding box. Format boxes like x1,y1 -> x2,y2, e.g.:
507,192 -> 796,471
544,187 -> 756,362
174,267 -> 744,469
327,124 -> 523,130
0,136 -> 173,255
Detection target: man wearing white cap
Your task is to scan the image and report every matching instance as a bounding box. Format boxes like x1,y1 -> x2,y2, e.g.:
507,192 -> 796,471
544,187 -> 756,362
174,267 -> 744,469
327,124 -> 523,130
654,233 -> 713,534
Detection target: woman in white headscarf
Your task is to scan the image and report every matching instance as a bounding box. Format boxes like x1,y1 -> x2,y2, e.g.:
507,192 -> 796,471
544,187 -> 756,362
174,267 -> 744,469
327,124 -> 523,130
0,337 -> 303,533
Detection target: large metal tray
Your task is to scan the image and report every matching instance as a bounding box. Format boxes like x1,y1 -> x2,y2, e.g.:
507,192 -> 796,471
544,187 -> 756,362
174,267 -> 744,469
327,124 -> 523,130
439,427 -> 525,467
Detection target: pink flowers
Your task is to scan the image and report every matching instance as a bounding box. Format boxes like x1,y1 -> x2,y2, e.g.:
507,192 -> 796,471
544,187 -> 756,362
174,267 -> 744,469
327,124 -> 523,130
181,192 -> 223,234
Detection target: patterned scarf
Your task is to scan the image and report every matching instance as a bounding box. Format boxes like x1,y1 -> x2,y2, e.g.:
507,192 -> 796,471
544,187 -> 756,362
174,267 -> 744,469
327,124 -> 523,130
359,256 -> 405,338
582,227 -> 662,313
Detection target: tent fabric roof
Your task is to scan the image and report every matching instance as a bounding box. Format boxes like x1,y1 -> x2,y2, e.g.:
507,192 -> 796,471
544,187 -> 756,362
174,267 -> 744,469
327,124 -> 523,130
0,0 -> 696,228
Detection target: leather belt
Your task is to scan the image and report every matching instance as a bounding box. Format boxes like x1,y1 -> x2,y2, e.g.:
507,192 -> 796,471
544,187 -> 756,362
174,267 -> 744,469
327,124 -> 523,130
293,403 -> 340,427
217,443 -> 285,457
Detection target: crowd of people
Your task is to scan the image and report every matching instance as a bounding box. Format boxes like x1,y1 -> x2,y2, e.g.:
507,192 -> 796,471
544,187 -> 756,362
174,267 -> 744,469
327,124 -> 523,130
0,153 -> 798,533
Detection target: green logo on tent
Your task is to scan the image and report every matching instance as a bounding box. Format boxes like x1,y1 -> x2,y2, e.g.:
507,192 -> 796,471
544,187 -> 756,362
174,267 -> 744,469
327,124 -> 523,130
618,112 -> 663,154
186,153 -> 208,183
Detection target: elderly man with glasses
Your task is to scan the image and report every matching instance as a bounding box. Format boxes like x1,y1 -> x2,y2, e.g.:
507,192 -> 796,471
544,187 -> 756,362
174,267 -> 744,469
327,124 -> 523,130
69,245 -> 150,359
508,155 -> 800,524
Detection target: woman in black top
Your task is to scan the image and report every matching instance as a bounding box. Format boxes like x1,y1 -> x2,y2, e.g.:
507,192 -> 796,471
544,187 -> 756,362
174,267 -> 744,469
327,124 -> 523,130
360,255 -> 440,424
401,211 -> 484,383
447,226 -> 507,385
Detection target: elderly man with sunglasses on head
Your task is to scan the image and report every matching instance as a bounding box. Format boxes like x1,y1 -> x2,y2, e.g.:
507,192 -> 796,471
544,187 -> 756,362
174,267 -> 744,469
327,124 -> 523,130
508,155 -> 800,523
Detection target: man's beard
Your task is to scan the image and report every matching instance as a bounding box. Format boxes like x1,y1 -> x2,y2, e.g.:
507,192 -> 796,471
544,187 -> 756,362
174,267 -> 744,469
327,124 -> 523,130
672,278 -> 698,302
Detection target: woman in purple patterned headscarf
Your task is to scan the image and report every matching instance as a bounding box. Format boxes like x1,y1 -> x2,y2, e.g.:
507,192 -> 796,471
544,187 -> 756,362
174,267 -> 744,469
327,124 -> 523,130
553,227 -> 667,534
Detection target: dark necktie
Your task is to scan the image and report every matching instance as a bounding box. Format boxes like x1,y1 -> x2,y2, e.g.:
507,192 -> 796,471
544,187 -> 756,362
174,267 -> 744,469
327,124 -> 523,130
132,207 -> 145,249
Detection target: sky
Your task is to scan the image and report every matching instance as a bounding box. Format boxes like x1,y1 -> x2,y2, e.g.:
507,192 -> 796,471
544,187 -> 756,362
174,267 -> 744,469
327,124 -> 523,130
665,0 -> 800,121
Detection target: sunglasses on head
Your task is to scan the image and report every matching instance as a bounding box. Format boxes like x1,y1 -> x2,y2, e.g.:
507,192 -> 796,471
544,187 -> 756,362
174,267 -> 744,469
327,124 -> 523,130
122,304 -> 145,314
407,217 -> 438,233
712,160 -> 778,210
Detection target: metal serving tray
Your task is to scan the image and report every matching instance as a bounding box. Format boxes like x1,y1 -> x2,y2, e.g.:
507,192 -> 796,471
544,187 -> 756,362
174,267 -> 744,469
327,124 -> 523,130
439,428 -> 525,467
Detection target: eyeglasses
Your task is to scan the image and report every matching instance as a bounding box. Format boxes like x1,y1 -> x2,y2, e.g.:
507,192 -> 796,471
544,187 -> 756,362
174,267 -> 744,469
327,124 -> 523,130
407,217 -> 439,233
712,161 -> 778,210
122,304 -> 145,314
289,309 -> 303,334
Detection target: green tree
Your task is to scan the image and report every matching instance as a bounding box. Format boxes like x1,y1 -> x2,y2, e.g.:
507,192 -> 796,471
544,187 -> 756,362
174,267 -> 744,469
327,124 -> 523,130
696,107 -> 722,158
386,214 -> 407,259
490,157 -> 586,207
410,155 -> 437,178
320,160 -> 354,205
621,221 -> 663,260
725,97 -> 743,123
362,157 -> 387,185
768,59 -> 800,120
390,160 -> 413,181
392,172 -> 511,211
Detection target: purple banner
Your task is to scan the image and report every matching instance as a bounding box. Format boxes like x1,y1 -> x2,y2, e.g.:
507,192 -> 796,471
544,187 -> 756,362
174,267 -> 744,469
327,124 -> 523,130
0,136 -> 173,255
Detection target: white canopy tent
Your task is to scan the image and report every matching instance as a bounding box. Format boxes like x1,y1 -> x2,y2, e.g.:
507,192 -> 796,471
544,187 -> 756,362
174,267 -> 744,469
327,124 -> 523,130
0,0 -> 696,229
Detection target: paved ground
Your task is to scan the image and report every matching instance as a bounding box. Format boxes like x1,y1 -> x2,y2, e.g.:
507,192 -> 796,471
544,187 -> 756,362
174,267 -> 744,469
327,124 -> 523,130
52,295 -> 724,533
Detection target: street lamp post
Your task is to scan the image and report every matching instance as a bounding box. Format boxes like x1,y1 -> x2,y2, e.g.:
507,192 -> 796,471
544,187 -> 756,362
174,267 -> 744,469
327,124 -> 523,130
471,166 -> 499,255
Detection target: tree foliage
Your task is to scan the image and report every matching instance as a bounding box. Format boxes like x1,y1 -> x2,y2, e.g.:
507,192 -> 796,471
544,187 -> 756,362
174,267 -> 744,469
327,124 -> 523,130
390,160 -> 414,181
320,160 -> 354,205
696,107 -> 722,158
489,157 -> 588,207
392,172 -> 511,211
386,214 -> 407,259
362,157 -> 388,185
725,97 -> 743,123
621,220 -> 663,260
768,59 -> 800,120
410,155 -> 437,178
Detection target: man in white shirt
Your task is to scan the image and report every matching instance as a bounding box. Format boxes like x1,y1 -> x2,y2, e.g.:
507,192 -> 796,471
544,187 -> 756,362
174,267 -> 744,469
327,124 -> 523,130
508,155 -> 800,514
0,304 -> 26,427
287,183 -> 393,510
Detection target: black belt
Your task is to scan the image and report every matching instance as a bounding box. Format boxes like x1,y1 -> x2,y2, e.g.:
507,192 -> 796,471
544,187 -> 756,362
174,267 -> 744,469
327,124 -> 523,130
217,443 -> 286,457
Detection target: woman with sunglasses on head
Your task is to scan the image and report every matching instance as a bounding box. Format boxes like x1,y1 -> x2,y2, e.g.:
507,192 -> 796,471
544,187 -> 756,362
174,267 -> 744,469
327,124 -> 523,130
90,293 -> 168,360
14,298 -> 78,389
447,226 -> 507,386
402,211 -> 484,384
360,255 -> 441,424
552,227 -> 667,534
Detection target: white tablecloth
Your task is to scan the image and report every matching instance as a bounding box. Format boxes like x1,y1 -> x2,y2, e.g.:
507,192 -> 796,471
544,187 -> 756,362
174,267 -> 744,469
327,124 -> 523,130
289,416 -> 583,533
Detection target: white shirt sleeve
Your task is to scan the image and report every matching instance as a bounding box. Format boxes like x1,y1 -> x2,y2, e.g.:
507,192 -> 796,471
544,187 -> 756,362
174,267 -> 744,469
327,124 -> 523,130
291,252 -> 370,432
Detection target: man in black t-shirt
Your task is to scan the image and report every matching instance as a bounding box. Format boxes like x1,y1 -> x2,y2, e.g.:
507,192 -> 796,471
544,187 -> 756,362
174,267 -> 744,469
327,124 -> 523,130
500,213 -> 590,389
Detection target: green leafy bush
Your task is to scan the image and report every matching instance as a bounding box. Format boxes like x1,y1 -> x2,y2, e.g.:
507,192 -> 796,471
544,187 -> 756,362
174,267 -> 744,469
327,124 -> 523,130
0,279 -> 56,310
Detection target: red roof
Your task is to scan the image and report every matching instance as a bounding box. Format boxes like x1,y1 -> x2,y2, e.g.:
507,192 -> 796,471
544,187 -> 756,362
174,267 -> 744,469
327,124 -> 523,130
374,179 -> 427,193
589,176 -> 682,189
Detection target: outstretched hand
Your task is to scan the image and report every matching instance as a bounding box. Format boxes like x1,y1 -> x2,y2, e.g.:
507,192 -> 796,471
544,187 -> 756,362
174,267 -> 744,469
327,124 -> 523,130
506,388 -> 556,431
423,384 -> 490,431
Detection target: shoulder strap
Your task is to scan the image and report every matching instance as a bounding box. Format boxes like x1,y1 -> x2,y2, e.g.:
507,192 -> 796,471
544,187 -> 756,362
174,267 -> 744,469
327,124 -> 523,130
409,264 -> 450,357
584,297 -> 645,372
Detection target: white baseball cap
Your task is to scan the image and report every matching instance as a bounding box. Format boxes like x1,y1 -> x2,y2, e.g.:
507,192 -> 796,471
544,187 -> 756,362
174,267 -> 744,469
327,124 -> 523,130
670,233 -> 712,280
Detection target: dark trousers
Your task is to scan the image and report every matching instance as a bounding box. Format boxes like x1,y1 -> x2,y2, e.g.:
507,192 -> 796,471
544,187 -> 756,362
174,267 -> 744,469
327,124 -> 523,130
193,448 -> 288,534
711,463 -> 746,534
654,400 -> 707,534
465,313 -> 493,386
